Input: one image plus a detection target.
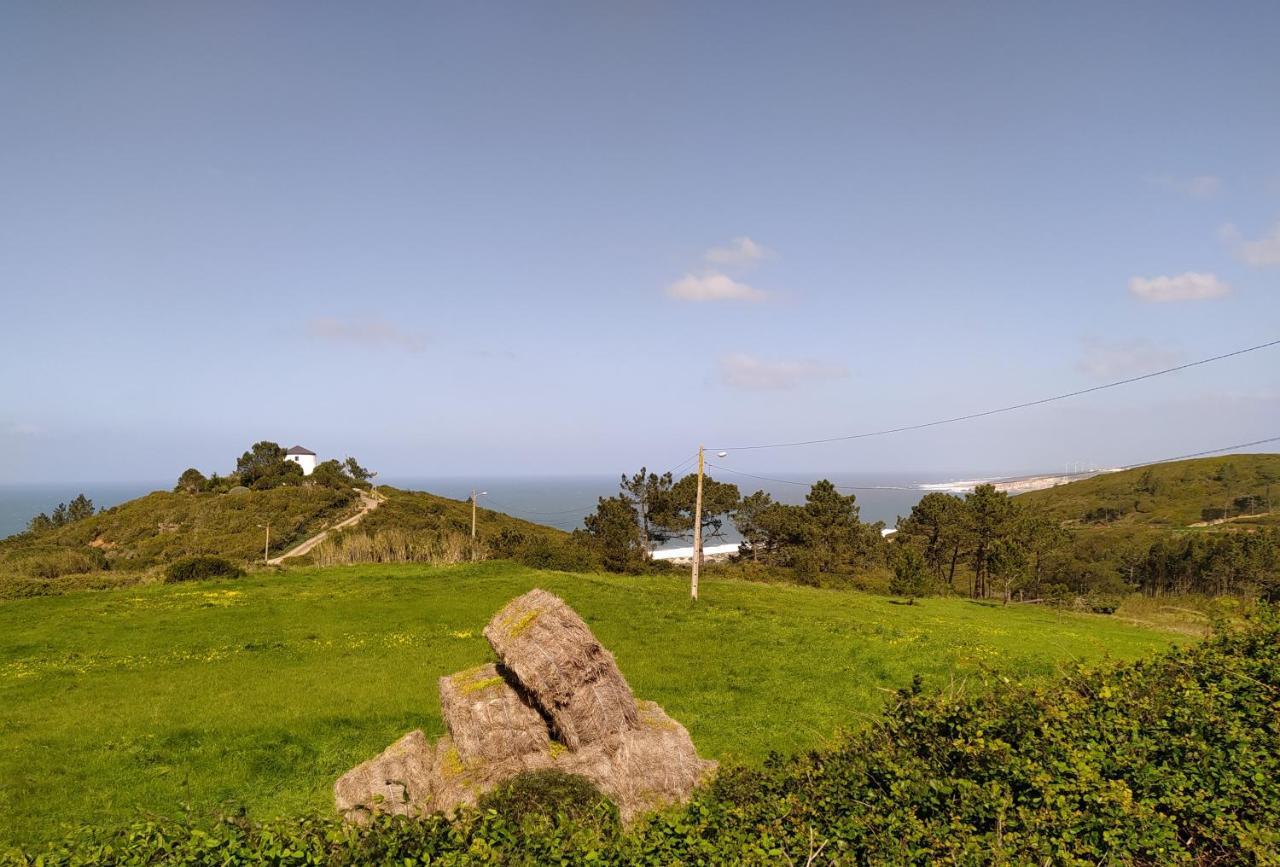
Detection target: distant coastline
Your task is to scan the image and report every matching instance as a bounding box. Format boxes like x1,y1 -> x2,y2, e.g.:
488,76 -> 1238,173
919,469 -> 1117,496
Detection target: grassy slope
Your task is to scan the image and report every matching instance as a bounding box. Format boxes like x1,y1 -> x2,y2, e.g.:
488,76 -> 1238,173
0,487 -> 358,569
351,486 -> 564,542
1017,452 -> 1280,528
0,486 -> 564,591
0,562 -> 1178,846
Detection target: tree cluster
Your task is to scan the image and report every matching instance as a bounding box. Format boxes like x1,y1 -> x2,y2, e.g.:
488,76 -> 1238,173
174,442 -> 375,494
1133,529 -> 1280,599
580,469 -> 887,580
26,494 -> 96,534
894,485 -> 1067,602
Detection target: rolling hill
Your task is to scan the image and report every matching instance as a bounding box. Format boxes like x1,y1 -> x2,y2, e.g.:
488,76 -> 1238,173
1016,452 -> 1280,529
0,485 -> 564,597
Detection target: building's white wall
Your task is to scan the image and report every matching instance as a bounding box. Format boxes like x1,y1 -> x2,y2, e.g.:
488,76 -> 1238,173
286,454 -> 317,475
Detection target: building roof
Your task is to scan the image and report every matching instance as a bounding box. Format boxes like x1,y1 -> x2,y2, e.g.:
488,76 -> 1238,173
285,445 -> 316,456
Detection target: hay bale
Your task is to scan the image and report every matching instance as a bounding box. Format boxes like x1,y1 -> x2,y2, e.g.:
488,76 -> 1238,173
483,588 -> 638,749
333,729 -> 435,823
560,701 -> 717,824
438,663 -> 551,765
428,733 -> 555,814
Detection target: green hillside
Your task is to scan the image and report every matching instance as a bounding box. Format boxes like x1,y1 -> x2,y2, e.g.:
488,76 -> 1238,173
1017,453 -> 1280,529
0,486 -> 564,597
0,561 -> 1179,847
350,486 -> 563,543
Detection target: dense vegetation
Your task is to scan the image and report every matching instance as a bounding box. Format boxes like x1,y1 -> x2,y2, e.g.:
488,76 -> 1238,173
164,555 -> 243,583
571,455 -> 1280,606
175,441 -> 375,494
6,597 -> 1273,864
0,562 -> 1175,848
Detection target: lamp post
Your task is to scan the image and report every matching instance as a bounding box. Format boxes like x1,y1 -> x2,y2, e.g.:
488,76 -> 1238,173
471,490 -> 488,540
690,450 -> 728,601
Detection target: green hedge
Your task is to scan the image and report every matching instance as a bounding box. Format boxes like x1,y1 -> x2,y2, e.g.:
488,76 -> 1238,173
164,556 -> 243,583
6,609 -> 1278,865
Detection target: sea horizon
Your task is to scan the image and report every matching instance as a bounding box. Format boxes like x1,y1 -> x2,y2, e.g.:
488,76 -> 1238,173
0,468 -> 1076,541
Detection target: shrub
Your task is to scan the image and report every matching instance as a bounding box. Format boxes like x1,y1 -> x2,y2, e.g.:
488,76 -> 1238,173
477,769 -> 618,831
15,548 -> 104,580
889,545 -> 932,600
164,556 -> 243,583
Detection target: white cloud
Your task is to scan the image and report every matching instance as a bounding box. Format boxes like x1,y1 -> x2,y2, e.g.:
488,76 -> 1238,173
1127,272 -> 1230,303
1077,338 -> 1183,379
719,353 -> 848,390
7,423 -> 43,436
306,317 -> 426,351
1148,174 -> 1221,199
666,271 -> 769,302
704,236 -> 770,266
1220,222 -> 1280,267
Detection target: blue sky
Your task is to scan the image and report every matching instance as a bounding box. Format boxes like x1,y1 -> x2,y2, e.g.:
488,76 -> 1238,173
2,2 -> 1278,483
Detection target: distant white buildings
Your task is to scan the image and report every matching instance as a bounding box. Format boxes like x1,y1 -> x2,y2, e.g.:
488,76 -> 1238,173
285,445 -> 317,476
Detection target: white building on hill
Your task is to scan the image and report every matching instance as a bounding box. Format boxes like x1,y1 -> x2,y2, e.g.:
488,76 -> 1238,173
285,445 -> 317,476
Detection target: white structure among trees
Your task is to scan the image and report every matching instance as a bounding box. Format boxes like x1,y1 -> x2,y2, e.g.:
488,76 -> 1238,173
284,445 -> 317,476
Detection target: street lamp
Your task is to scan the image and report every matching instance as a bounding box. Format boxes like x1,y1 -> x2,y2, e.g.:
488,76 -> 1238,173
471,490 -> 488,540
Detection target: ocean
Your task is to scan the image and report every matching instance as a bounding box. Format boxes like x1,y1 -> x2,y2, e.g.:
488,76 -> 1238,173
0,474 -> 939,543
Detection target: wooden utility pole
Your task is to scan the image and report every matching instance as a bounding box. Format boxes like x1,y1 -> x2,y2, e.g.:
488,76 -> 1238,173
691,445 -> 704,601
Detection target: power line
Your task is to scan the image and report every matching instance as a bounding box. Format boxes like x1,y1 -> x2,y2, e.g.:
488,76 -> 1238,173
708,434 -> 1280,496
705,463 -> 917,492
481,497 -> 598,518
1115,435 -> 1280,471
479,452 -> 704,522
711,336 -> 1280,452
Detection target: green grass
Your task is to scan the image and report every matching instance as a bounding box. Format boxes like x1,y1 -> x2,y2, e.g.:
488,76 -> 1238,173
0,562 -> 1181,847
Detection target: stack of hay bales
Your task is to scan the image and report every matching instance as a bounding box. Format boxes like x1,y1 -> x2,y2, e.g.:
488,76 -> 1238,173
334,589 -> 715,824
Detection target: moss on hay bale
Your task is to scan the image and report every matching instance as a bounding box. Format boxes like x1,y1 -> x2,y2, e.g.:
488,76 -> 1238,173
438,663 -> 551,767
483,588 -> 638,749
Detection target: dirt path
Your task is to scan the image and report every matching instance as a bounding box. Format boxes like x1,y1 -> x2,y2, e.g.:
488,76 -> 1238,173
1187,511 -> 1272,528
268,488 -> 385,565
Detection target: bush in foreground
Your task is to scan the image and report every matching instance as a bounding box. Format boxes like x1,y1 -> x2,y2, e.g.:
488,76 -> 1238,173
6,609 -> 1278,864
164,556 -> 243,583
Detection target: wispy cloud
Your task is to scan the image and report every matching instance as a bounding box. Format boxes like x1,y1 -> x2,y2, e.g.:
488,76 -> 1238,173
1127,272 -> 1230,303
1147,174 -> 1221,199
1077,338 -> 1184,379
667,271 -> 769,302
306,317 -> 426,351
6,423 -> 43,436
1220,222 -> 1280,267
704,236 -> 770,266
719,353 -> 848,390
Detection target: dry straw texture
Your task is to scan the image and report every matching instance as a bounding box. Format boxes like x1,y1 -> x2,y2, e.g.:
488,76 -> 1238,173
333,729 -> 435,824
483,588 -> 639,749
438,663 -> 550,766
313,529 -> 485,567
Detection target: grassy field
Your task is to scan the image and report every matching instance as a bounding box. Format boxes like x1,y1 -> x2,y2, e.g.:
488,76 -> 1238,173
0,562 -> 1182,847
